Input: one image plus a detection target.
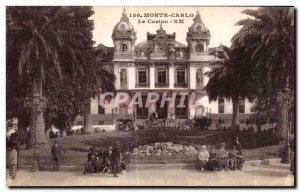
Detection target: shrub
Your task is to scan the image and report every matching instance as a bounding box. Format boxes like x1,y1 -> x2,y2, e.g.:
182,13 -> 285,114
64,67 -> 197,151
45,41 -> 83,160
116,118 -> 134,131
194,117 -> 212,130
137,124 -> 145,130
66,129 -> 73,136
15,128 -> 28,145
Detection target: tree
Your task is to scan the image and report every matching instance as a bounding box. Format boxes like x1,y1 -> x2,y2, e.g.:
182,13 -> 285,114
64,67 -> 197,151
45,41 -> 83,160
82,45 -> 116,133
205,45 -> 254,130
232,7 -> 295,139
7,7 -> 93,145
247,113 -> 268,133
44,70 -> 90,132
6,72 -> 31,131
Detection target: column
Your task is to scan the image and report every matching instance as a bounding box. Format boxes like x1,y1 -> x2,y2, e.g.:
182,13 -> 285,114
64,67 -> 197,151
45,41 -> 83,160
169,64 -> 174,88
149,63 -> 155,88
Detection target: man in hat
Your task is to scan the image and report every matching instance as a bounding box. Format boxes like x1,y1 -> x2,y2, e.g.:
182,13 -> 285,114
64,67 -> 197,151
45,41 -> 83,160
228,146 -> 244,170
111,143 -> 121,177
51,140 -> 65,171
232,137 -> 242,153
197,145 -> 210,171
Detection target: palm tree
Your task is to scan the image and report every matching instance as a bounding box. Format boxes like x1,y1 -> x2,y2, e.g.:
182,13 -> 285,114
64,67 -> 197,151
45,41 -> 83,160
232,7 -> 294,139
205,45 -> 254,130
82,45 -> 116,133
7,7 -> 87,145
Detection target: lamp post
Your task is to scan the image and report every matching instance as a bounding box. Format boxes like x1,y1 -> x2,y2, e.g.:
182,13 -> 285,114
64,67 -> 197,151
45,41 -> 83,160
24,94 -> 47,171
276,82 -> 291,164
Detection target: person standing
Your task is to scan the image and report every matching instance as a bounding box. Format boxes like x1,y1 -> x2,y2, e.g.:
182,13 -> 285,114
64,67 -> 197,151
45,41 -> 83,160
197,145 -> 210,171
51,140 -> 65,171
111,143 -> 121,177
8,145 -> 18,179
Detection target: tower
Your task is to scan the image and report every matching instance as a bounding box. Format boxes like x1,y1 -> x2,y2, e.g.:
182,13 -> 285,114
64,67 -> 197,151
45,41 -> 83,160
186,11 -> 211,58
112,8 -> 137,61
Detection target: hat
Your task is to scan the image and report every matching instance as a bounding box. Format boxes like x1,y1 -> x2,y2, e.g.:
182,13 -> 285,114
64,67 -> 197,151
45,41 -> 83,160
201,145 -> 206,149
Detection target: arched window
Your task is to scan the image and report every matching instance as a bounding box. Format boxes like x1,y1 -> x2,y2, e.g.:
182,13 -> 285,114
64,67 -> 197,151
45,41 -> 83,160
120,44 -> 128,52
195,44 -> 204,52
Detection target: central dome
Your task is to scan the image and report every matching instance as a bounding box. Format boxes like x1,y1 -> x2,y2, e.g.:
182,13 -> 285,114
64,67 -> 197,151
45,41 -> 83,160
112,8 -> 135,37
188,11 -> 209,34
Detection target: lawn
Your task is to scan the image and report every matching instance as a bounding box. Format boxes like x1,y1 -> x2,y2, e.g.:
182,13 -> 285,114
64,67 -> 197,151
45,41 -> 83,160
24,129 -> 219,156
19,129 -> 282,162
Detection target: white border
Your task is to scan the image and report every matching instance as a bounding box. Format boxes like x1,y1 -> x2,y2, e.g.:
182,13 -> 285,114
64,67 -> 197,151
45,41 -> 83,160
1,0 -> 298,191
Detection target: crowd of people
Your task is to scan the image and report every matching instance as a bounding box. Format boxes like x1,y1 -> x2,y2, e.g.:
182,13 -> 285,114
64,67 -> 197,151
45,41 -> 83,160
196,137 -> 244,171
83,143 -> 130,177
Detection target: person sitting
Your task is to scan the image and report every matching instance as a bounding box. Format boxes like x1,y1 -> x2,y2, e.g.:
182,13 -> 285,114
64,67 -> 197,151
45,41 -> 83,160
207,145 -> 218,171
233,137 -> 242,153
196,145 -> 210,171
83,147 -> 97,174
102,146 -> 112,174
118,151 -> 131,173
216,143 -> 229,170
228,146 -> 244,170
95,148 -> 105,173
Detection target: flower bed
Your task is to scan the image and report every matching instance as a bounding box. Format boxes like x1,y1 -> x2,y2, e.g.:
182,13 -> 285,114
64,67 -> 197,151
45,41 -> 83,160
130,142 -> 198,163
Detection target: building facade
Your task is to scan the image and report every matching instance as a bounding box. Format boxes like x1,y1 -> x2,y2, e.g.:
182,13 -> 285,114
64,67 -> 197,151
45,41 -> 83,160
87,9 -> 253,126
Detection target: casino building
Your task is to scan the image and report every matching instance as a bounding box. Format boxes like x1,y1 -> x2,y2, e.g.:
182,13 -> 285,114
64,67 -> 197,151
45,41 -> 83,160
83,9 -> 253,127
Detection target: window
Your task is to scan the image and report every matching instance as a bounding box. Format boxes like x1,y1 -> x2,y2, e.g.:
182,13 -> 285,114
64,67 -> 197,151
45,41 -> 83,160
195,44 -> 204,52
196,69 -> 203,87
120,44 -> 127,52
158,69 -> 166,84
138,70 -> 147,83
176,69 -> 185,84
137,68 -> 149,87
218,98 -> 225,114
77,121 -> 83,125
98,121 -> 104,125
155,67 -> 168,87
98,105 -> 105,114
238,98 -> 245,114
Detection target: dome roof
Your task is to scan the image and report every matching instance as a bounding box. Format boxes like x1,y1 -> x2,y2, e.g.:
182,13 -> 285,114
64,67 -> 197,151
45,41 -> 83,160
112,8 -> 136,37
188,11 -> 210,34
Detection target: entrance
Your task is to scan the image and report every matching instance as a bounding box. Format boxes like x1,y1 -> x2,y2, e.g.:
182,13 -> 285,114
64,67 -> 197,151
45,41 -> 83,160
156,95 -> 168,119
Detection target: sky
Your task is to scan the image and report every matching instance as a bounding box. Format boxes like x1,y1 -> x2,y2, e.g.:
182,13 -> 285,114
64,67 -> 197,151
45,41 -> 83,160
90,6 -> 257,48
